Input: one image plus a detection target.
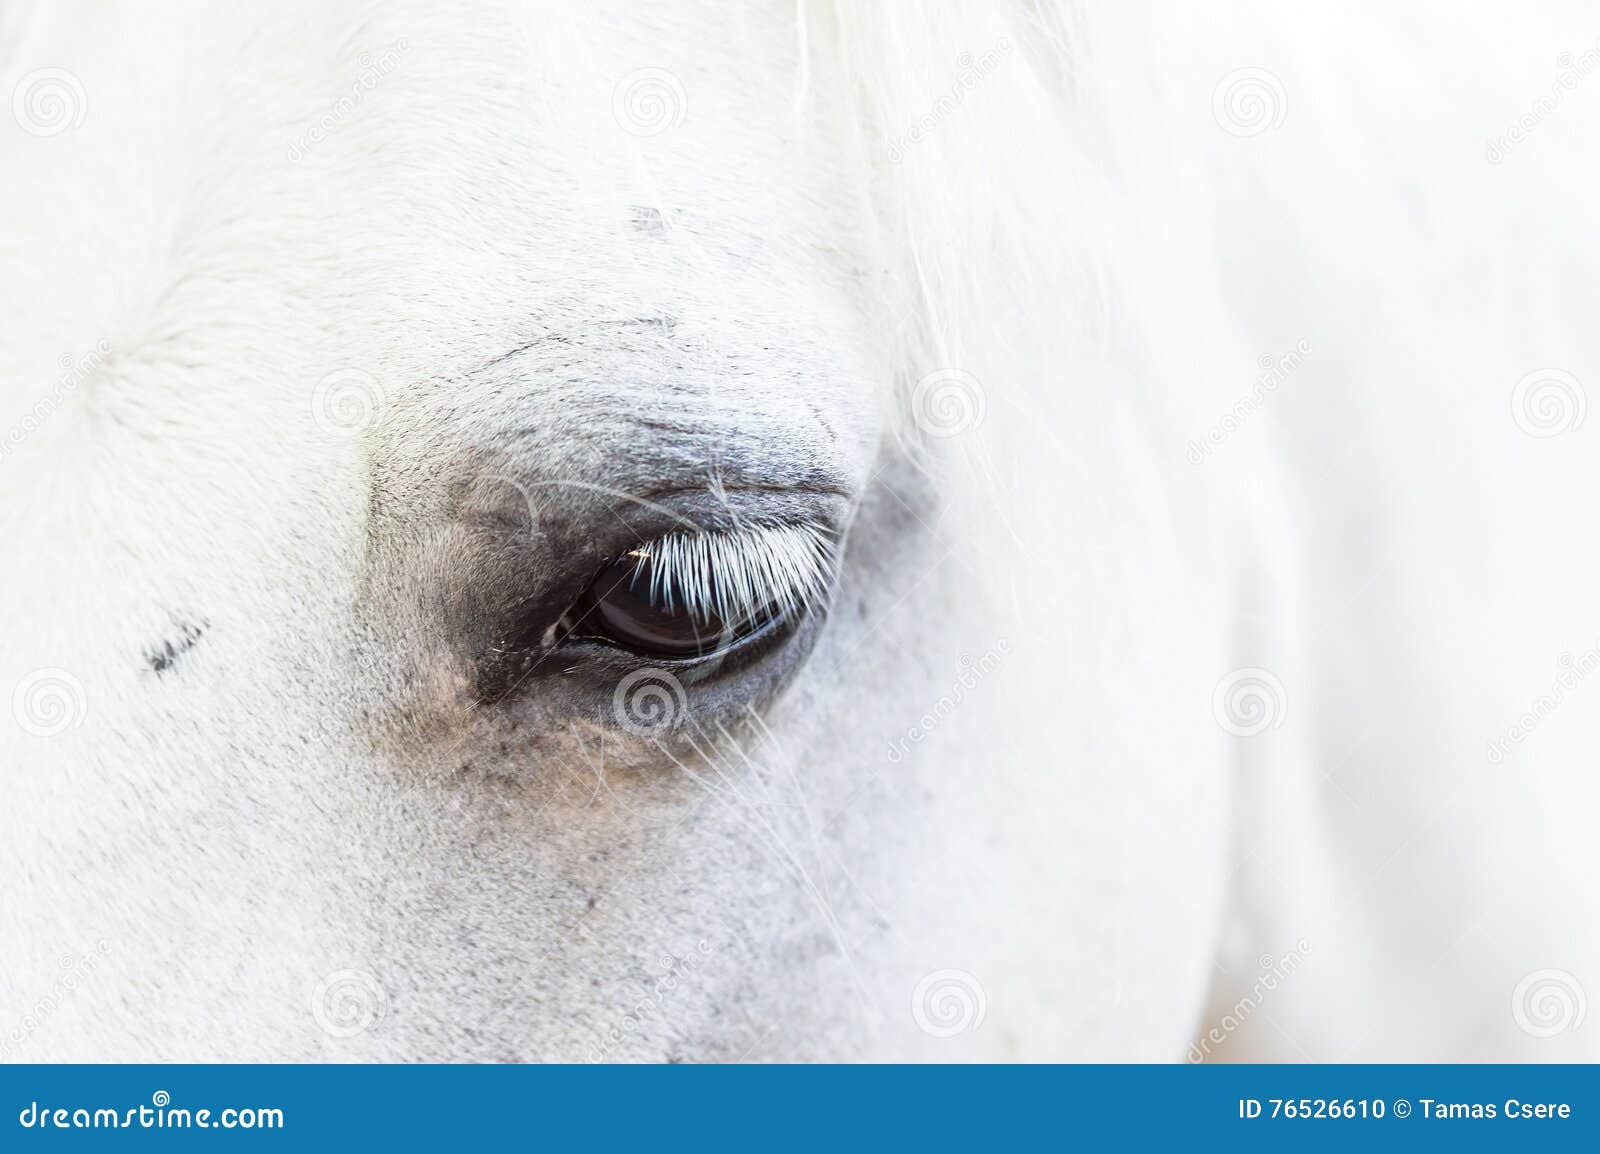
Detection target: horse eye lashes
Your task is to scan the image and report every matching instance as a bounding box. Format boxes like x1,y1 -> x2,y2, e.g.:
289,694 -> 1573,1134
629,522 -> 837,628
555,521 -> 840,663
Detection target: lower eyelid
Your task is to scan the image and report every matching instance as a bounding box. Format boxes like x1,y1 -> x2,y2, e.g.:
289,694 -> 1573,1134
565,606 -> 798,669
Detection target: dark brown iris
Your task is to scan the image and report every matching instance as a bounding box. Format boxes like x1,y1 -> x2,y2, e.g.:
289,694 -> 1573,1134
569,552 -> 772,659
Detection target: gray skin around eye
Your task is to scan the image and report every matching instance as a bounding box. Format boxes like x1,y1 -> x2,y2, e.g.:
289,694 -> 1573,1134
351,303 -> 879,753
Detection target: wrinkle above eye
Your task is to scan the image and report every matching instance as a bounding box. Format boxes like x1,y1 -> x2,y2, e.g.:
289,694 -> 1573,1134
440,305 -> 879,510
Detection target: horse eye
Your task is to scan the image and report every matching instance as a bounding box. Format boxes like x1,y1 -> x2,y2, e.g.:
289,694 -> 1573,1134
565,551 -> 777,659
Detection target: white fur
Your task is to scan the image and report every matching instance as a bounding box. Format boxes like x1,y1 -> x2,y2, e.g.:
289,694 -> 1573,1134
2,0 -> 1597,1063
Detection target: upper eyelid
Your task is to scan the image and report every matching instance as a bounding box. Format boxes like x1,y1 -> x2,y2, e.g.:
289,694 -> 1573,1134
457,329 -> 863,518
499,477 -> 853,536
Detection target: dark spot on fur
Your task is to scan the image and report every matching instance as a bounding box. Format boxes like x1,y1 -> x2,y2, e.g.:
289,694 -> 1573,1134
146,621 -> 207,675
807,401 -> 838,444
630,204 -> 668,236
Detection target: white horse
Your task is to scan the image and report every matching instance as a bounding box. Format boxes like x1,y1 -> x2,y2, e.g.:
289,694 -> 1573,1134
2,0 -> 1597,1061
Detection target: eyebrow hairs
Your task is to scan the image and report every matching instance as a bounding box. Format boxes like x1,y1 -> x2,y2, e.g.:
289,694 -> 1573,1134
628,522 -> 837,628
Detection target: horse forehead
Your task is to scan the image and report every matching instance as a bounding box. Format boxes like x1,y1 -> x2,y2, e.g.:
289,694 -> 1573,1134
1,0 -> 879,628
2,0 -> 859,428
